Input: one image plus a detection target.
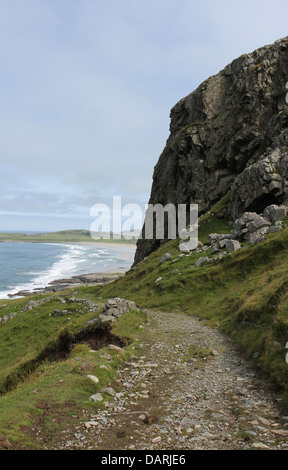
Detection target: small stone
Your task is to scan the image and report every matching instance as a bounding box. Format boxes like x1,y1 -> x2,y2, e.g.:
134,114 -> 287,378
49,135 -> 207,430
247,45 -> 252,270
258,416 -> 271,426
151,437 -> 161,443
89,393 -> 103,403
252,442 -> 270,450
160,253 -> 172,264
102,387 -> 116,397
108,344 -> 125,354
86,375 -> 99,384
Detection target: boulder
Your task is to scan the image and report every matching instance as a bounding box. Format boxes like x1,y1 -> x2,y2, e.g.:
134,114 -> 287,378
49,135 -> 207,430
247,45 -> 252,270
263,204 -> 287,222
248,231 -> 266,245
233,212 -> 259,233
99,298 -> 137,323
267,225 -> 282,233
246,215 -> 271,233
225,240 -> 242,252
179,239 -> 198,253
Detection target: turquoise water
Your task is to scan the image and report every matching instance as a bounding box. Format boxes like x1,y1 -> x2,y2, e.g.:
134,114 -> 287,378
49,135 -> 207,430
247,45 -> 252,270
0,242 -> 135,299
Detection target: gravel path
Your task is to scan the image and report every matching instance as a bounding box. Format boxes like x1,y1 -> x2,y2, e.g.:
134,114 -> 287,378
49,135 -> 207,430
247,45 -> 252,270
57,310 -> 288,450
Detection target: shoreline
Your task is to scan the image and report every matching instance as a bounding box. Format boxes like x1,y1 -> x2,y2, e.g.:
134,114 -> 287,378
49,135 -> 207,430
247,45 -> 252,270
0,242 -> 136,300
0,240 -> 137,249
6,271 -> 125,298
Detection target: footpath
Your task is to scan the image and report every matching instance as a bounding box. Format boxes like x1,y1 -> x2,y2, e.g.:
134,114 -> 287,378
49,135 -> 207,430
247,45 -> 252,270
55,310 -> 288,451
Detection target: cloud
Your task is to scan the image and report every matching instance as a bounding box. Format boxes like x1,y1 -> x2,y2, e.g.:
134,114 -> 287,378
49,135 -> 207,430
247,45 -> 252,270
1,0 -> 288,230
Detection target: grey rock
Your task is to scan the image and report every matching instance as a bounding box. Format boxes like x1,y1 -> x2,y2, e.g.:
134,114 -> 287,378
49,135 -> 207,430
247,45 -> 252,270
211,245 -> 220,254
225,240 -> 242,252
263,204 -> 287,222
233,212 -> 259,233
160,253 -> 172,264
195,257 -> 211,267
246,216 -> 271,233
0,312 -> 18,323
179,239 -> 198,253
101,387 -> 116,397
89,393 -> 103,403
134,36 -> 288,264
267,225 -> 282,233
248,231 -> 266,245
100,298 -> 137,323
206,234 -> 220,246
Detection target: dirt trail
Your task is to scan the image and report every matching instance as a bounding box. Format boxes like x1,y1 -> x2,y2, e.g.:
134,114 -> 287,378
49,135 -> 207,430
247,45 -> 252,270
56,310 -> 288,450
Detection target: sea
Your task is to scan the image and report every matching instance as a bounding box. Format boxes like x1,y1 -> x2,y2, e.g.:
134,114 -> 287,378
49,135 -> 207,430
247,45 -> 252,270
0,240 -> 136,299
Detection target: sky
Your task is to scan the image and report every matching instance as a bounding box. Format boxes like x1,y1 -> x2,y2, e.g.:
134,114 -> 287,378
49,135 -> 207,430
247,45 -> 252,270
0,0 -> 288,232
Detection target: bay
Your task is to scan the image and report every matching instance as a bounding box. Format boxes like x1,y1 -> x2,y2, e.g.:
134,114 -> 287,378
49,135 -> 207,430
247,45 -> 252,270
0,242 -> 135,299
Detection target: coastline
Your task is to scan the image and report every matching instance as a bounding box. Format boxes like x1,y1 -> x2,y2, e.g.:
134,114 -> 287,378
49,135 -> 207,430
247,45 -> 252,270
7,272 -> 125,298
0,241 -> 136,299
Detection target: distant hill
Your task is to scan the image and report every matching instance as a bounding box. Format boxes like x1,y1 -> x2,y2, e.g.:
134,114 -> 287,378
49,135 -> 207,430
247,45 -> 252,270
0,229 -> 137,244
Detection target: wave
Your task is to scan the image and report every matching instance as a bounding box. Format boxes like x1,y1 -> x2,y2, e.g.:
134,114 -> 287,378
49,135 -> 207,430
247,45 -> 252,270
0,243 -> 135,299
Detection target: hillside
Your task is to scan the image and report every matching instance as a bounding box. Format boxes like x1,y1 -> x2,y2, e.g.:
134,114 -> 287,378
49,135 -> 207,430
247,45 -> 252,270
135,36 -> 288,263
1,36 -> 288,450
0,197 -> 288,449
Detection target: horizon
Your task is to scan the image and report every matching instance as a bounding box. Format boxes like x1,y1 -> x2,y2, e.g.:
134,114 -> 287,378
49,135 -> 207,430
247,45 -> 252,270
1,0 -> 288,231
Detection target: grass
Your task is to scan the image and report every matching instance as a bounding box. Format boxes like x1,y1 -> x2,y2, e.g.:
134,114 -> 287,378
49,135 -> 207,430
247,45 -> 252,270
0,229 -> 137,244
1,193 -> 288,447
0,292 -> 146,449
97,202 -> 288,408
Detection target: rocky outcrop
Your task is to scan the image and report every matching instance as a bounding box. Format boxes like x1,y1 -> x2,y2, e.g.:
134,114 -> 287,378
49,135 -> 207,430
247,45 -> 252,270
188,203 -> 287,266
135,36 -> 288,264
98,298 -> 138,324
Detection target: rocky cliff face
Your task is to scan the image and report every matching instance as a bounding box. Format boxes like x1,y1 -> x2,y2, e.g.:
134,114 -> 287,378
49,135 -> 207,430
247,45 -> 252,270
134,36 -> 288,264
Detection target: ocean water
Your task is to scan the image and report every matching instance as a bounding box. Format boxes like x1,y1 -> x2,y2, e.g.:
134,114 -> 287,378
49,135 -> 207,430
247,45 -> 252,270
0,242 -> 135,299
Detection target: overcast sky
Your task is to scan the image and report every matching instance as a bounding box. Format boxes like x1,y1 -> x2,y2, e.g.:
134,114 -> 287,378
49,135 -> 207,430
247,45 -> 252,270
1,0 -> 288,232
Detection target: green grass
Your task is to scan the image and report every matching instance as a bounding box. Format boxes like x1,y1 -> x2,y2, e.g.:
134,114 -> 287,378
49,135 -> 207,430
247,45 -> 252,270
0,292 -> 146,449
1,192 -> 288,447
98,213 -> 288,408
0,229 -> 136,244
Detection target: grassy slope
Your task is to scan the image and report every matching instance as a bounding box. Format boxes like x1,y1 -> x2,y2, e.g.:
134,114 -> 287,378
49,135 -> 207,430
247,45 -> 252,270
0,291 -> 146,448
99,201 -> 288,405
1,195 -> 288,447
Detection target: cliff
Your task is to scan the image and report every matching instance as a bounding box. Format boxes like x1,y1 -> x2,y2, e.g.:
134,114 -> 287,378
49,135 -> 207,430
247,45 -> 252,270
134,36 -> 288,264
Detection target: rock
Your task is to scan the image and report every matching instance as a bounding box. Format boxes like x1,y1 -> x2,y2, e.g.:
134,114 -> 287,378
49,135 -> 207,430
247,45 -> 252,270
225,240 -> 241,252
160,253 -> 172,264
86,375 -> 99,384
263,204 -> 287,222
195,257 -> 211,267
252,443 -> 271,450
89,393 -> 103,403
101,387 -> 116,397
51,309 -> 69,316
206,234 -> 219,246
98,314 -> 116,324
134,36 -> 288,264
99,298 -> 137,323
108,344 -> 125,354
233,212 -> 260,233
267,225 -> 282,233
179,239 -> 198,253
248,230 -> 266,245
0,312 -> 18,323
246,216 -> 271,233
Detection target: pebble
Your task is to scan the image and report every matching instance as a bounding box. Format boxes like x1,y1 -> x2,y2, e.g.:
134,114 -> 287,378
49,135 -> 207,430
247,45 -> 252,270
54,310 -> 288,451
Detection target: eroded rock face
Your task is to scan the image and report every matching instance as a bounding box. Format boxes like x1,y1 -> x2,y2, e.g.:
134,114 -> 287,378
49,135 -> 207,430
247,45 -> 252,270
134,36 -> 288,264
